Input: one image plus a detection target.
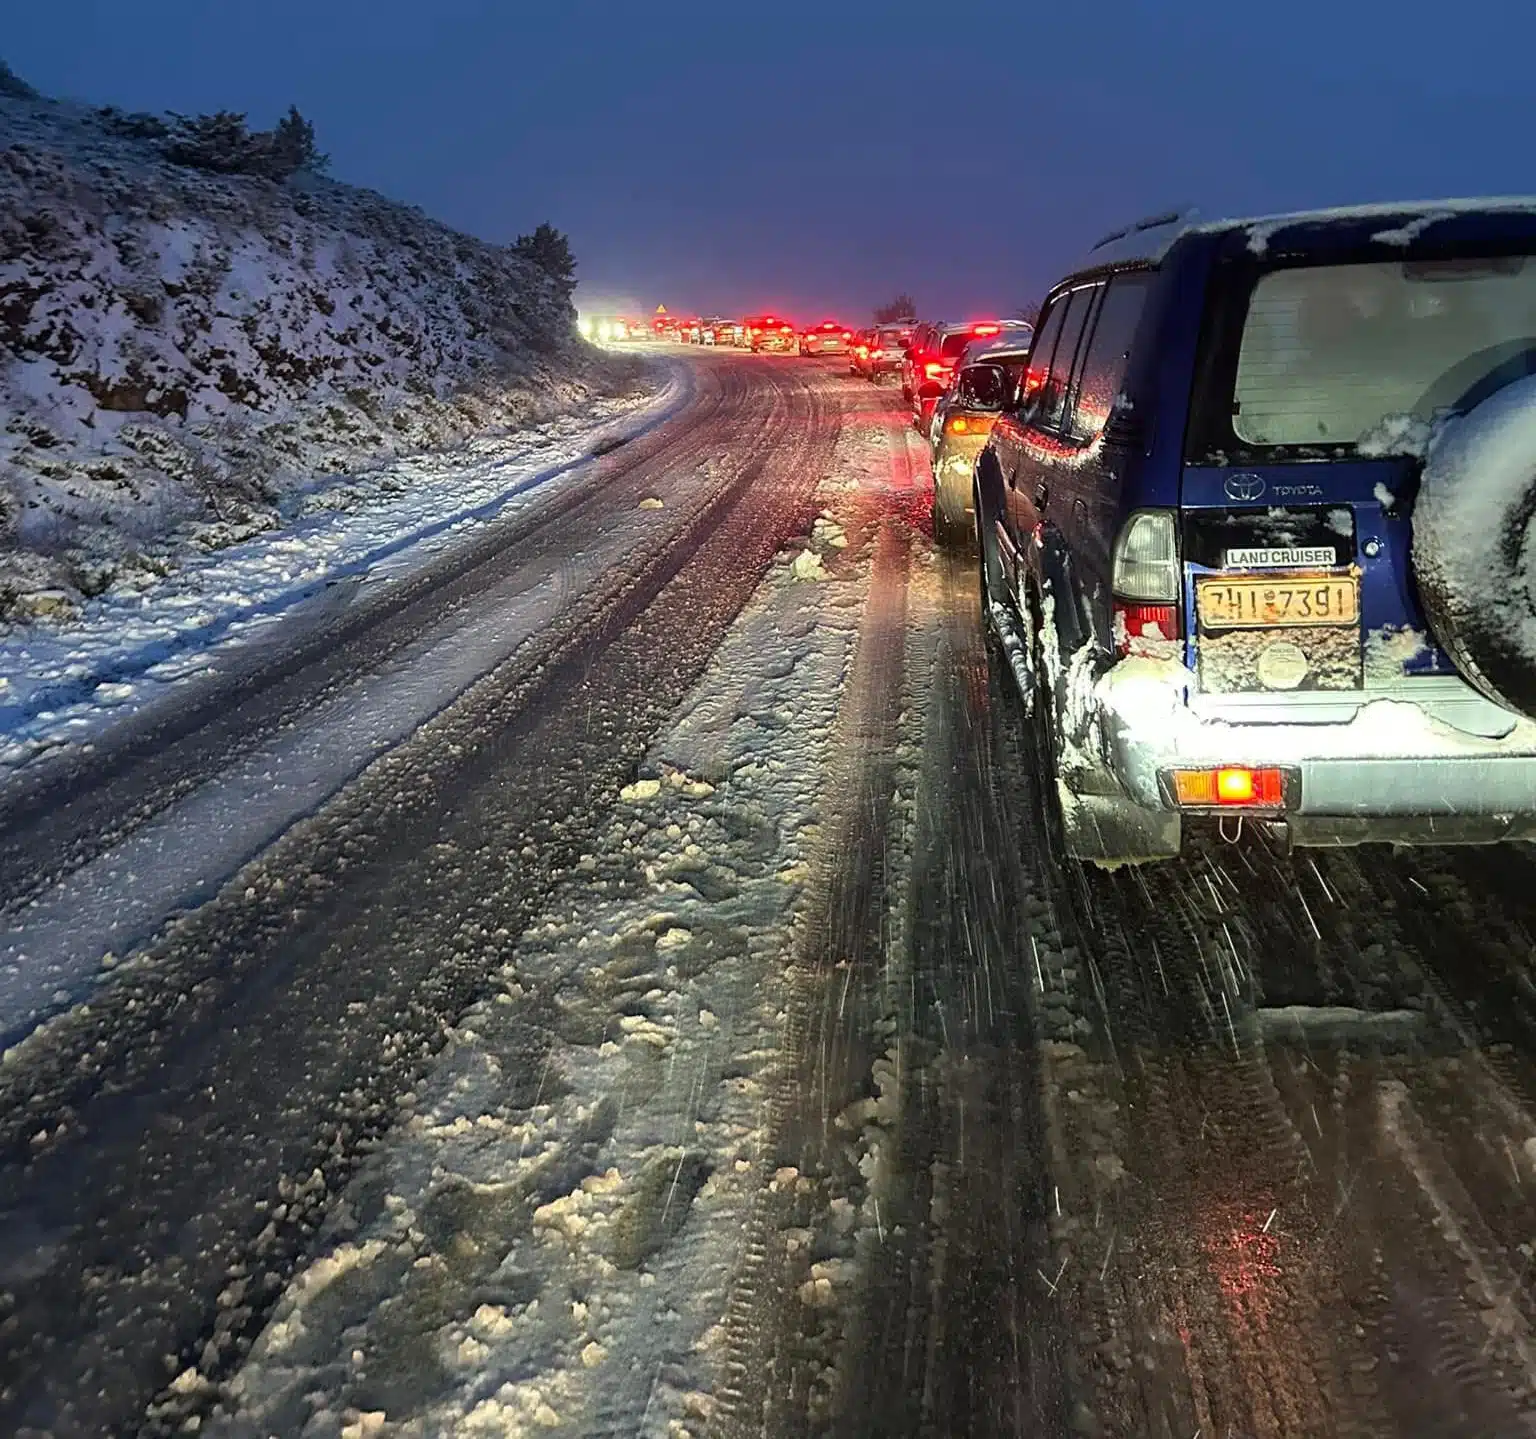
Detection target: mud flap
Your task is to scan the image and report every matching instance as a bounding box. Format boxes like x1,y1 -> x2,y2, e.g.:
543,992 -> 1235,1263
1059,788 -> 1182,867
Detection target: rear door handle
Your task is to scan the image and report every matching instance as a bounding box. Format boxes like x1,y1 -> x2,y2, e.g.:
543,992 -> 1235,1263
1034,483 -> 1050,507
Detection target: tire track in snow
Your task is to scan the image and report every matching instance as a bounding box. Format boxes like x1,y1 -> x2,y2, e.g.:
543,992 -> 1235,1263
0,359 -> 704,916
708,397 -> 916,1439
0,357 -> 835,1438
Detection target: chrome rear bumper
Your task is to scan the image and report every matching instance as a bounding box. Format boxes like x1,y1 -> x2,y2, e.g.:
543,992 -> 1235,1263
1095,666 -> 1536,844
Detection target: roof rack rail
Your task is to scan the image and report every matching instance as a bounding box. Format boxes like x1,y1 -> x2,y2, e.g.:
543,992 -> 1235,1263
1088,208 -> 1191,253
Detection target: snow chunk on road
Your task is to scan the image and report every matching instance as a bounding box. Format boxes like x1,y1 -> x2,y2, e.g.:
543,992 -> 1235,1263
790,549 -> 829,582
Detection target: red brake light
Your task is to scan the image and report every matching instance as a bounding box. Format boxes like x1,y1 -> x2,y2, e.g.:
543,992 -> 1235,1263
781,324 -> 792,333
1172,767 -> 1286,808
973,322 -> 1000,337
842,330 -> 851,340
869,348 -> 881,358
1112,601 -> 1180,654
924,361 -> 951,380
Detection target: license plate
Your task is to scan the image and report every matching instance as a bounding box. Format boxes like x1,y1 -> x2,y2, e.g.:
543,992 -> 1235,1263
1196,574 -> 1358,629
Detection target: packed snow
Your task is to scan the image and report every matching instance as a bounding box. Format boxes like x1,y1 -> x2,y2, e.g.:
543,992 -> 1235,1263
200,433 -> 883,1438
1356,411 -> 1436,459
0,371 -> 716,1037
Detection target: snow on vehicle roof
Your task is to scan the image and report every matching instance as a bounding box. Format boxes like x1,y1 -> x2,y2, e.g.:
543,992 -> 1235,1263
1077,196 -> 1536,273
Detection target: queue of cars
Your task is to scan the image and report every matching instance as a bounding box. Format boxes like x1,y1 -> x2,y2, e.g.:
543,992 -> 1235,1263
602,205 -> 1536,870
948,200 -> 1536,869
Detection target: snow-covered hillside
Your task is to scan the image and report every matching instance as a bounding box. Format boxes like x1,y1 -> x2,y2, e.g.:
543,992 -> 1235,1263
0,82 -> 639,613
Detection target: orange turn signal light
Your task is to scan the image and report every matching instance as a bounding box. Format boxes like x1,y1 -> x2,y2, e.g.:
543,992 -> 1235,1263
1172,767 -> 1286,808
947,414 -> 994,437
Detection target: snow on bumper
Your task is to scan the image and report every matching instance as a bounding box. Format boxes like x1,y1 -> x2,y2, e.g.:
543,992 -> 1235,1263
1086,656 -> 1536,825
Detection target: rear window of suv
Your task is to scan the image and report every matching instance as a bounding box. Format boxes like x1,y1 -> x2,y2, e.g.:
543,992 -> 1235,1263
1222,255 -> 1536,452
940,332 -> 974,360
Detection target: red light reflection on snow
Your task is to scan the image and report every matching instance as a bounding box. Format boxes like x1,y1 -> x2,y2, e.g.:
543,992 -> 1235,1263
1202,1201 -> 1282,1302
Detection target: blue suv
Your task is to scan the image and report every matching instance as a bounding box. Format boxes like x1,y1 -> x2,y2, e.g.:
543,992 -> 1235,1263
974,201 -> 1536,864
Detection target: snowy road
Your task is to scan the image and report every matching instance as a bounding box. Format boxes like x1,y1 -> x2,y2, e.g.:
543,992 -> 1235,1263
5,353 -> 1536,1437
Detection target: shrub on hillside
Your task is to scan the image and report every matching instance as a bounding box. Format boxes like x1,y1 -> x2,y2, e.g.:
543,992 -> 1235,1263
98,105 -> 172,140
163,105 -> 328,181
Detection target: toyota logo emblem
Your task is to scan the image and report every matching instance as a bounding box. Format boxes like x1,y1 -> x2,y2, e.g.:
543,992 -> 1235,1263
1224,472 -> 1266,502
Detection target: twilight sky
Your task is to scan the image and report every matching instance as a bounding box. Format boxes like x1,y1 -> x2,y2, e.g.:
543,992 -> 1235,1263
9,0 -> 1536,324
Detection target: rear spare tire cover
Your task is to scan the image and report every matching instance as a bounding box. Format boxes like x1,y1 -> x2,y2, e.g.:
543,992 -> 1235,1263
1413,372 -> 1536,719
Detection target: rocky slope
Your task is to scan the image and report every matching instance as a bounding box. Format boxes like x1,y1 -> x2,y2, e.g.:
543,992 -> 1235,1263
0,83 -> 636,613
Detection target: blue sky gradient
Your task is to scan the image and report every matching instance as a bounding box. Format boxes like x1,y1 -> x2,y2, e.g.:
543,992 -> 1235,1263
10,0 -> 1536,323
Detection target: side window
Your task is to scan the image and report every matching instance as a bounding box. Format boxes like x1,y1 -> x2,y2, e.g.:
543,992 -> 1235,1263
1038,285 -> 1098,432
1020,297 -> 1068,414
1068,274 -> 1153,442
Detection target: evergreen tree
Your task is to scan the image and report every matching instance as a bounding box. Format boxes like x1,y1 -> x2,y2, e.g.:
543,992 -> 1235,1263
261,106 -> 329,179
512,223 -> 577,294
874,293 -> 917,324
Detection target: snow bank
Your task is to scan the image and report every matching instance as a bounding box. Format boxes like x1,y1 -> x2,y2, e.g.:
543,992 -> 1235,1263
0,86 -> 640,608
0,371 -> 685,773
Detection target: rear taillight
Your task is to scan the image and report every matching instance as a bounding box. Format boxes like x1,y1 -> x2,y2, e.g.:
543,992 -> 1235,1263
1113,601 -> 1178,649
781,324 -> 792,333
1171,767 -> 1288,808
842,330 -> 851,339
924,361 -> 952,381
1111,510 -> 1180,653
869,348 -> 881,358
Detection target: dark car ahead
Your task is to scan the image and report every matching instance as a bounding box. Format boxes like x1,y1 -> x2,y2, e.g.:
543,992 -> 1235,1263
800,320 -> 852,356
908,321 -> 1020,432
744,314 -> 796,353
854,323 -> 914,381
973,200 -> 1536,865
900,320 -> 940,403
